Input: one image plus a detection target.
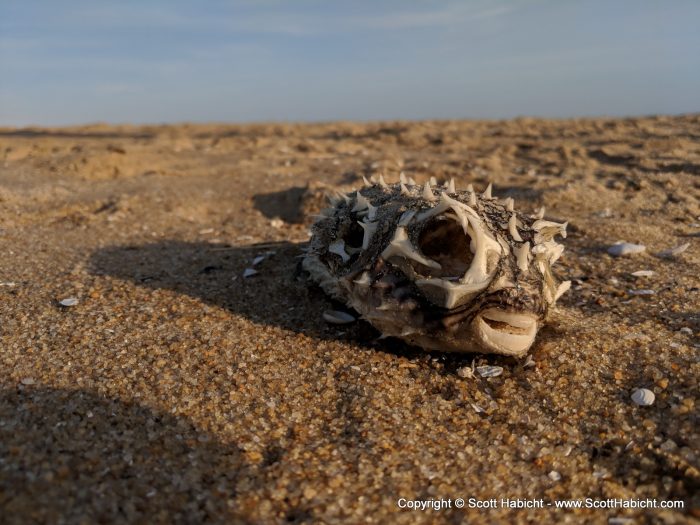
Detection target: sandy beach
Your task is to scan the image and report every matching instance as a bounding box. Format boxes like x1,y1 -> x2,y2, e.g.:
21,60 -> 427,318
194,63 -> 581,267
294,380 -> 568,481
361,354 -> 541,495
0,116 -> 698,523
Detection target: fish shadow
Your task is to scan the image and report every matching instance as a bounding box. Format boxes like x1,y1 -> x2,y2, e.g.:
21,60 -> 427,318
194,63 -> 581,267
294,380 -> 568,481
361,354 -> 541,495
88,240 -> 550,365
89,240 -> 387,350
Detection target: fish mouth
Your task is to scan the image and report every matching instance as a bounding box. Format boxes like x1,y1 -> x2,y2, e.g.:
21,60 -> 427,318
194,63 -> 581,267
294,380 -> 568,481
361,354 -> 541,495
473,308 -> 538,357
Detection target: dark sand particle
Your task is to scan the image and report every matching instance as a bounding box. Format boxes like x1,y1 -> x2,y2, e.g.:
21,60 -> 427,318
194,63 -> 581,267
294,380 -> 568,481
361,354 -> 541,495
0,117 -> 698,523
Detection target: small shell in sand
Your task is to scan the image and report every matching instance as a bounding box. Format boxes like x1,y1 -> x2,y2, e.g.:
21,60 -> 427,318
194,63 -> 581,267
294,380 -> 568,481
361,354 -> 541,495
607,242 -> 645,257
322,310 -> 356,324
631,388 -> 655,406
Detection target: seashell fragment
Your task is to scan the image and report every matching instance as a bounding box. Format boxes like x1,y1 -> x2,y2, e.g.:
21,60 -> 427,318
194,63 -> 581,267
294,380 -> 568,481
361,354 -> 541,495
456,366 -> 473,379
476,365 -> 503,378
59,297 -> 79,307
657,242 -> 690,258
252,255 -> 267,266
607,242 -> 645,257
630,270 -> 654,277
323,310 -> 356,324
631,388 -> 655,406
243,268 -> 258,278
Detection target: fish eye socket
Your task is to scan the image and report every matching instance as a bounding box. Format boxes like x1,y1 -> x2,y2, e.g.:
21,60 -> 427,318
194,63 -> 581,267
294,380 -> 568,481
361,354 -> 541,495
417,216 -> 474,278
343,221 -> 365,249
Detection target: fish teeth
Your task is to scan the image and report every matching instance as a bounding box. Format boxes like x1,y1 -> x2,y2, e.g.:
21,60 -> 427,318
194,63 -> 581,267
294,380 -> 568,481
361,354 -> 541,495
447,178 -> 456,193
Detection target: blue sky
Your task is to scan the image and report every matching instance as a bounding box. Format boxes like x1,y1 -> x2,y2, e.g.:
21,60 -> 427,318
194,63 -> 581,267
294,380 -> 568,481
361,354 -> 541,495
1,0 -> 699,125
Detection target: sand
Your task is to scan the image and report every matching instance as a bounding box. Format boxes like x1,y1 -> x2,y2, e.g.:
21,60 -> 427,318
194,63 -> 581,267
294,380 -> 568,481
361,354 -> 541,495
0,116 -> 698,524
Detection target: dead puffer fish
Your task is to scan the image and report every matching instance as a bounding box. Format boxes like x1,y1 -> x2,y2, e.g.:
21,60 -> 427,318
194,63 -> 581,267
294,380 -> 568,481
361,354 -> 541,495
303,175 -> 570,357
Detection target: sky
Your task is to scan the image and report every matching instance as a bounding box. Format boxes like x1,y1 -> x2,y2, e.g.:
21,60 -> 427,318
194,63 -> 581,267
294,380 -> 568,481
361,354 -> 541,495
1,0 -> 699,126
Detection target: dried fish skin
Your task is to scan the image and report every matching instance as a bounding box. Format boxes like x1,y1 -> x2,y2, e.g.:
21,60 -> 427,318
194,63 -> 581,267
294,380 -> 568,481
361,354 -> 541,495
303,179 -> 569,357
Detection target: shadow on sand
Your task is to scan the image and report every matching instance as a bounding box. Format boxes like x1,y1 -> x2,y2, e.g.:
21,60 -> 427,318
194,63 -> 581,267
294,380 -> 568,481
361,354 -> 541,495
88,240 -> 396,351
0,386 -> 249,523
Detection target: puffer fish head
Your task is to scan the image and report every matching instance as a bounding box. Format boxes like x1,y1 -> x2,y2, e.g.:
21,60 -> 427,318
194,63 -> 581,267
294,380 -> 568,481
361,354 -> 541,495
303,176 -> 570,357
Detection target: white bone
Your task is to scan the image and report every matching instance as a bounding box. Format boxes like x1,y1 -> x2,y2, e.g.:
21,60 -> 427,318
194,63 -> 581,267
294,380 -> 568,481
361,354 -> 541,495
381,227 -> 440,268
460,217 -> 502,285
352,192 -> 370,212
429,176 -> 438,186
554,280 -> 571,302
358,220 -> 378,249
465,183 -> 476,205
474,310 -> 538,356
416,278 -> 490,309
329,239 -> 350,262
481,309 -> 536,329
398,210 -> 416,226
422,181 -> 437,202
504,198 -> 514,212
415,194 -> 502,285
539,240 -> 565,264
508,213 -> 523,242
416,192 -> 479,223
514,242 -> 530,273
490,274 -> 515,291
399,172 -> 407,184
400,182 -> 410,195
365,203 -> 377,220
447,178 -> 456,193
543,282 -> 554,304
482,182 -> 493,199
532,206 -> 545,220
353,271 -> 371,286
533,219 -> 568,243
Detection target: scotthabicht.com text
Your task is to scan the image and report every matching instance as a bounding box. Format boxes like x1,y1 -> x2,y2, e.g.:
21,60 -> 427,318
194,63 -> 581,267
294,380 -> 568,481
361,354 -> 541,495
396,497 -> 684,511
